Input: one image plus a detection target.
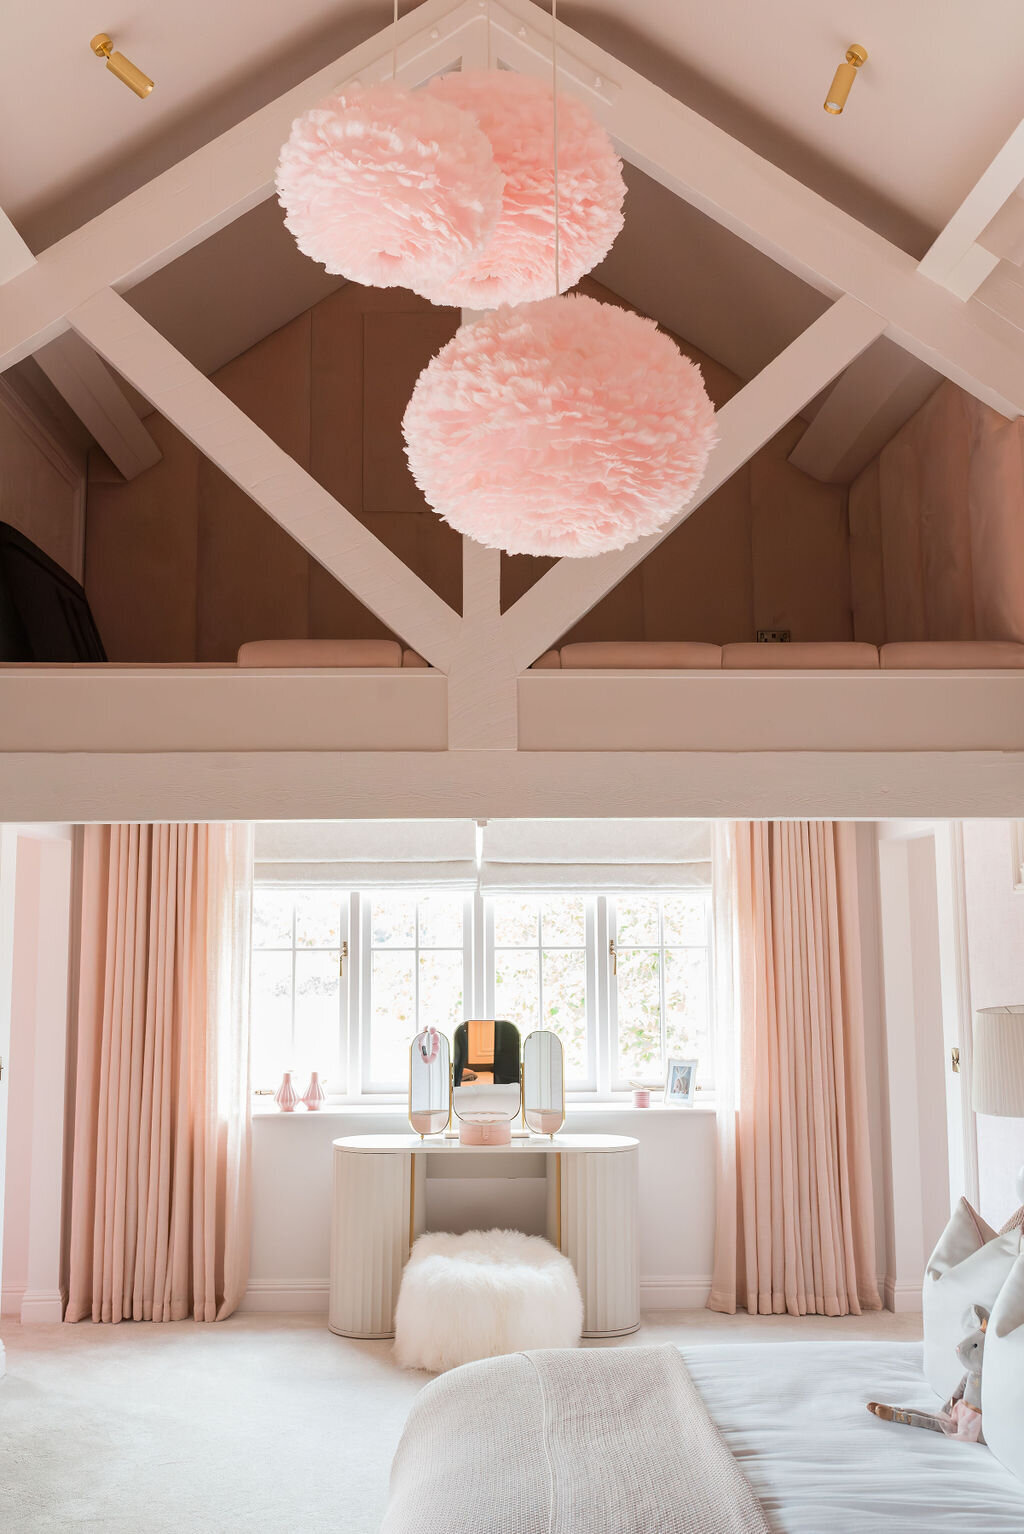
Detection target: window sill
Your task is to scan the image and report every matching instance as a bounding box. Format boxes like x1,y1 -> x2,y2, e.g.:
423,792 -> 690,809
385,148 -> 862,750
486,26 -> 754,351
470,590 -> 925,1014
251,1099 -> 718,1119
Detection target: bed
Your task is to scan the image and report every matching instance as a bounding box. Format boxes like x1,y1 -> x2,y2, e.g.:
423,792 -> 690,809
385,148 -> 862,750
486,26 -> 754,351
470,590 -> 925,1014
381,1341 -> 1024,1533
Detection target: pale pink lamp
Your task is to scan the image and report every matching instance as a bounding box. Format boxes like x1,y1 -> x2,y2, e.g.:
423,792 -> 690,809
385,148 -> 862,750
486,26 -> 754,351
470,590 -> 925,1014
972,1006 -> 1024,1203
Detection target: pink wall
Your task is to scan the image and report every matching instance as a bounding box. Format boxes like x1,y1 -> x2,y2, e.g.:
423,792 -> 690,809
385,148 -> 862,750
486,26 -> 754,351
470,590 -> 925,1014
962,819 -> 1024,1224
849,383 -> 1024,645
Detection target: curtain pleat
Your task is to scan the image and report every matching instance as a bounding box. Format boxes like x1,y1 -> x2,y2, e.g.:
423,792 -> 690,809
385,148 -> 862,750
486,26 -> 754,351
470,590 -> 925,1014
710,821 -> 881,1317
66,822 -> 253,1324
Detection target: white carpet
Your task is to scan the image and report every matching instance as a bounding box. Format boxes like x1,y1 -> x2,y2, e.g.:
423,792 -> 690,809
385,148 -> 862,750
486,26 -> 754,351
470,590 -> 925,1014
0,1310 -> 921,1534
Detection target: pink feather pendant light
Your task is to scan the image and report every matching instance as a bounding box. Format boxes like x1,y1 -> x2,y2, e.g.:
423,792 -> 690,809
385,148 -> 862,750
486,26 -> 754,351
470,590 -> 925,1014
414,72 -> 626,309
402,294 -> 718,558
275,81 -> 505,290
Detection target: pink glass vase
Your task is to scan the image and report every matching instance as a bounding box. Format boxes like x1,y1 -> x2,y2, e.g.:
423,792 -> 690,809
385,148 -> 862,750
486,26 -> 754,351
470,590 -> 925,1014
275,1070 -> 299,1113
302,1071 -> 326,1111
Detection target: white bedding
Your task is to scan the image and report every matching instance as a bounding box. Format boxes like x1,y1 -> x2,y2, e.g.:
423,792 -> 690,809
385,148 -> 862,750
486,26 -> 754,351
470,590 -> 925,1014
684,1341 -> 1024,1533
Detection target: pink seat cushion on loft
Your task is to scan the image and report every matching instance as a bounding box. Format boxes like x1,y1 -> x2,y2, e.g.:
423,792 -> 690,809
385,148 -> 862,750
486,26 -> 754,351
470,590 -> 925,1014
880,641 -> 1024,669
722,642 -> 879,669
236,639 -> 403,667
402,649 -> 430,667
530,650 -> 561,668
558,641 -> 723,669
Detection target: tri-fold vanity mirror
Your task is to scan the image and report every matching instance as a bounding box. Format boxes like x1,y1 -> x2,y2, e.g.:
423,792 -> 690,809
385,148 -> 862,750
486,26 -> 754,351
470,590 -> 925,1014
409,1021 -> 565,1143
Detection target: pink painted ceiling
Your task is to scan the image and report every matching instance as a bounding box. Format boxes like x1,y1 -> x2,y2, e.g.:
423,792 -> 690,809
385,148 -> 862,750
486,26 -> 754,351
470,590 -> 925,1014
3,0 -> 1023,257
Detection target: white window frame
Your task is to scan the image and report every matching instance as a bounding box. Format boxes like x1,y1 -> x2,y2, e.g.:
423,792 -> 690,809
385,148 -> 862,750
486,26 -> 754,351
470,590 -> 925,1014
249,884 -> 714,1104
483,891 -> 598,1092
250,883 -> 351,1096
358,888 -> 475,1094
607,890 -> 714,1093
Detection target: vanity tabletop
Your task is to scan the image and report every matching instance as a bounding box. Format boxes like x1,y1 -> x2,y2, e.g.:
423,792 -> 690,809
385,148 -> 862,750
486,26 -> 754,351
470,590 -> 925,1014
333,1132 -> 639,1154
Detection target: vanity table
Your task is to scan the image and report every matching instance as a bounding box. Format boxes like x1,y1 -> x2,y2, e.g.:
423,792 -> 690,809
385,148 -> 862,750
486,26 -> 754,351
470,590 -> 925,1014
329,1133 -> 639,1340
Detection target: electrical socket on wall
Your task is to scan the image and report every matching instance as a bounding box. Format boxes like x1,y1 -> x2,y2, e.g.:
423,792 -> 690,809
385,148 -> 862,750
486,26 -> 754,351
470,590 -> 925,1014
755,628 -> 791,643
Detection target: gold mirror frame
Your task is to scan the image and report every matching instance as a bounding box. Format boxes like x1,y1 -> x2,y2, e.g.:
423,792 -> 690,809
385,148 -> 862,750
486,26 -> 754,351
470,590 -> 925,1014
408,1028 -> 451,1137
522,1029 -> 566,1136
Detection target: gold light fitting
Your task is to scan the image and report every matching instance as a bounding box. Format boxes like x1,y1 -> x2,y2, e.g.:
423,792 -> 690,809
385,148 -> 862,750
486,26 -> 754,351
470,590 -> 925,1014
90,33 -> 154,99
824,44 -> 868,115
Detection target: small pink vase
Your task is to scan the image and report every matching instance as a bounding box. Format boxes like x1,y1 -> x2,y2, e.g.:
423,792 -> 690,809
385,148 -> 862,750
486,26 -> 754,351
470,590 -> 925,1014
275,1070 -> 299,1113
302,1071 -> 326,1111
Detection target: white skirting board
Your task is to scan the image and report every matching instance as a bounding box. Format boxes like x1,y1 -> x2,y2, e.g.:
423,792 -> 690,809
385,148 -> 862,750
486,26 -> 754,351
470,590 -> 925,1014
240,1276 -> 715,1314
1,1285 -> 66,1323
884,1278 -> 924,1313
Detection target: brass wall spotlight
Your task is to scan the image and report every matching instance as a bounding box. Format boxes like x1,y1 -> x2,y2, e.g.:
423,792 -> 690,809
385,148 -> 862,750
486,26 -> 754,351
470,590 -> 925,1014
824,44 -> 868,115
90,34 -> 154,99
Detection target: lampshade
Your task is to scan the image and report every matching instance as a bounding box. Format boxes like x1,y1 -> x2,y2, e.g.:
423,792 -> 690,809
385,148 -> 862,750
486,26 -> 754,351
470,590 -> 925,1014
972,1006 -> 1024,1117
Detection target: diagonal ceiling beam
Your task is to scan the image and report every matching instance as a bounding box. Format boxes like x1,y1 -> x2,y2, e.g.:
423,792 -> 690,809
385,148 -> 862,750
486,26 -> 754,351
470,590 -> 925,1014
917,119 -> 1024,299
486,0 -> 1024,419
67,288 -> 462,670
501,295 -> 887,673
1,202 -> 161,477
34,331 -> 161,479
0,0 -> 481,370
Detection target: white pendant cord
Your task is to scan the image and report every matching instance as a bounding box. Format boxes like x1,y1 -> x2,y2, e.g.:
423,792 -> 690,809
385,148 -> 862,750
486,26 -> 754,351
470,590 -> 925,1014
552,0 -> 561,296
393,0 -> 399,81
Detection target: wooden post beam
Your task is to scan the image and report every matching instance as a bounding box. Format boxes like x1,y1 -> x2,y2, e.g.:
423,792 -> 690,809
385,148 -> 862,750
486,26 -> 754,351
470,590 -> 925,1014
502,295 -> 887,672
448,539 -> 518,751
918,119 -> 1024,299
34,331 -> 162,480
67,288 -> 462,670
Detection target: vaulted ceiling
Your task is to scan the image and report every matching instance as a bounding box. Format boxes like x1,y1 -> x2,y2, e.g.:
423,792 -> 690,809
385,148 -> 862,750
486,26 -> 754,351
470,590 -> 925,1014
3,0 -> 1022,257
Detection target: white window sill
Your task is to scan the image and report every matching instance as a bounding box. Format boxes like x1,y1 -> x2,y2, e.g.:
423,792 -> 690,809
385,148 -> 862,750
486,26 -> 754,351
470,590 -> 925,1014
251,1098 -> 717,1119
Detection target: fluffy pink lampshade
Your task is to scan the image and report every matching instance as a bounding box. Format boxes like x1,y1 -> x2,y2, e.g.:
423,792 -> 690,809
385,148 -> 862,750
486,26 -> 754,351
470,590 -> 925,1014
403,294 -> 718,558
414,72 -> 626,309
276,81 -> 504,289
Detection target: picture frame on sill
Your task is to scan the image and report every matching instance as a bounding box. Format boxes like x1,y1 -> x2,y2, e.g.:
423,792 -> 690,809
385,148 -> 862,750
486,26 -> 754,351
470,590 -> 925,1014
664,1057 -> 697,1106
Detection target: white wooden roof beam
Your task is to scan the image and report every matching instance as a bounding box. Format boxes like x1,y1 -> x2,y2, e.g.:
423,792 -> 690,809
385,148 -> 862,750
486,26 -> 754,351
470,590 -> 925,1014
1,203 -> 160,477
501,295 -> 887,672
0,0 -> 482,369
486,0 -> 1024,419
67,288 -> 462,669
787,342 -> 939,485
918,119 -> 1024,299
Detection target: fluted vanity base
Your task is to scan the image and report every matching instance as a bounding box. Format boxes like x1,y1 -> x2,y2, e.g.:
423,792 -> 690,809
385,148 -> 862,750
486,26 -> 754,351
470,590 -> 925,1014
329,1134 -> 639,1341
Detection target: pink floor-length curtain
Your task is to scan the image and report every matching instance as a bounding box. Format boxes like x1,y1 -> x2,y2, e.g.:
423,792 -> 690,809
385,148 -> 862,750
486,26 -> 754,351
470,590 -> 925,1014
710,821 -> 881,1317
66,823 -> 253,1323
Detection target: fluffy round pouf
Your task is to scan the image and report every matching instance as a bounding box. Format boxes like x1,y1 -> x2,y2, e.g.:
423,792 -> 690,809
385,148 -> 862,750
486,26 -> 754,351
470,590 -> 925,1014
415,71 -> 625,308
393,1229 -> 583,1373
276,82 -> 504,289
403,294 -> 718,557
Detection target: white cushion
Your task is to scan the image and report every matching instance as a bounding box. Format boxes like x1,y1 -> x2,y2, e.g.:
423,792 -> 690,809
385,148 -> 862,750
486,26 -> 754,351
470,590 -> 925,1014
393,1228 -> 583,1373
923,1198 -> 1021,1399
983,1251 -> 1024,1484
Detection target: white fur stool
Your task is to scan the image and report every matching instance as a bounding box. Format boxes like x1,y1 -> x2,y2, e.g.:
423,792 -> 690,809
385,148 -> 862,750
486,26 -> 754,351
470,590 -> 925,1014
393,1228 -> 583,1372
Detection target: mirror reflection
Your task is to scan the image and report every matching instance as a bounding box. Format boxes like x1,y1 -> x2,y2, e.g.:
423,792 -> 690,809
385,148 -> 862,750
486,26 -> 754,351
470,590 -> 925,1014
409,1027 -> 451,1137
523,1029 -> 565,1136
453,1020 -> 521,1143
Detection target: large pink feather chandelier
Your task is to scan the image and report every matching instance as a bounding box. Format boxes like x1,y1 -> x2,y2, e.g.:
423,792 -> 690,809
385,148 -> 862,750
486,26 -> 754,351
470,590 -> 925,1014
277,0 -> 716,558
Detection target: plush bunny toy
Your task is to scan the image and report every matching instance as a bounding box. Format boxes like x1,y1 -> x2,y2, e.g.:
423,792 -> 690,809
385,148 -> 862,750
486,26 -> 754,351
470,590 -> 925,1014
867,1304 -> 988,1444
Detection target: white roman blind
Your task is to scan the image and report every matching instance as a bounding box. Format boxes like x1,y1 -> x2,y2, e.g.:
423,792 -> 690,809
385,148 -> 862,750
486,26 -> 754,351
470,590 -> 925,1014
479,819 -> 712,889
254,820 -> 477,886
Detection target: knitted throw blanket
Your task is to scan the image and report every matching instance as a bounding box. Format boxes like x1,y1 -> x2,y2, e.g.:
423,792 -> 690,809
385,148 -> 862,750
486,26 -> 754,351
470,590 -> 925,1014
381,1345 -> 772,1534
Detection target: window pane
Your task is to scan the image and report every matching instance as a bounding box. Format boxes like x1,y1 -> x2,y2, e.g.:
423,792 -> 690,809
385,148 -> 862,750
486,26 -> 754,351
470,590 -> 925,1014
419,949 -> 464,1032
540,894 -> 585,947
664,948 -> 710,1079
616,896 -> 659,947
541,949 -> 587,1078
492,896 -> 538,948
371,895 -> 416,948
662,894 -> 707,947
294,950 -> 341,1083
250,950 -> 292,1087
295,890 -> 343,949
252,891 -> 292,949
418,894 -> 463,950
616,947 -> 663,1082
494,948 -> 540,1032
370,951 -> 416,1082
